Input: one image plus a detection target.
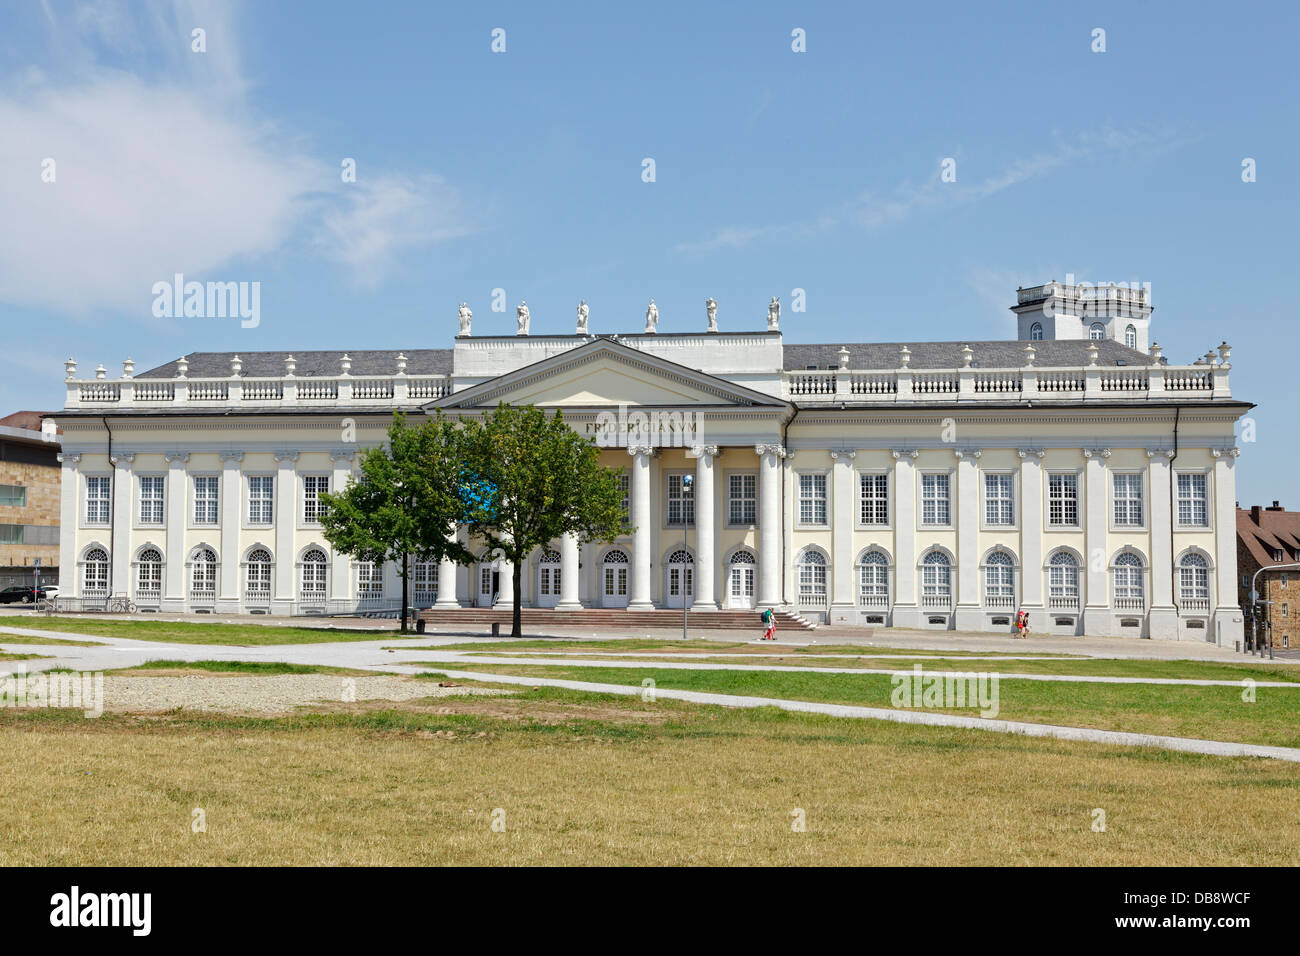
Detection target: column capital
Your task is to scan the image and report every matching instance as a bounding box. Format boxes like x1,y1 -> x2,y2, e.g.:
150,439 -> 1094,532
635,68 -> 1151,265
891,448 -> 919,460
830,449 -> 857,461
627,442 -> 658,458
689,444 -> 719,460
330,447 -> 355,461
165,451 -> 190,464
1146,447 -> 1176,459
219,450 -> 245,463
1016,447 -> 1046,459
1083,447 -> 1111,460
274,450 -> 300,462
954,448 -> 981,460
754,443 -> 786,459
57,452 -> 81,464
110,452 -> 135,465
1211,446 -> 1240,459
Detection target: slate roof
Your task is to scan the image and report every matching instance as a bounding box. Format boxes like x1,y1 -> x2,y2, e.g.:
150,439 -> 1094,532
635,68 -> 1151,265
782,339 -> 1154,370
138,350 -> 453,379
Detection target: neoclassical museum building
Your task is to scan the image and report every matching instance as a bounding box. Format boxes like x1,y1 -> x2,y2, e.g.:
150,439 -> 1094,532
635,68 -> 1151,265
53,282 -> 1248,642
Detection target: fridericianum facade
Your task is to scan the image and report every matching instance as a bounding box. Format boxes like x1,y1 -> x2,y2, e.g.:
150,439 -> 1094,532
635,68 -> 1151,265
53,283 -> 1248,643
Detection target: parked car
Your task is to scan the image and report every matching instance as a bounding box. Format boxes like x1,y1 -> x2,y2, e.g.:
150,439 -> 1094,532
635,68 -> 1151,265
0,585 -> 54,605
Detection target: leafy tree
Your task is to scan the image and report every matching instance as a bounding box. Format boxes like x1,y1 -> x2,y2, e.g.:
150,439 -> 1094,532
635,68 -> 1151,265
319,413 -> 472,632
458,403 -> 626,636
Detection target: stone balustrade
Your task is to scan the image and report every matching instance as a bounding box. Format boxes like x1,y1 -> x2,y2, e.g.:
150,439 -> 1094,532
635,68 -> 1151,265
64,373 -> 452,410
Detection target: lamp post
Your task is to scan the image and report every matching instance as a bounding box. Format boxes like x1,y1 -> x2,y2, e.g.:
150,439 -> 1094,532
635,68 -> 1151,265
682,473 -> 693,641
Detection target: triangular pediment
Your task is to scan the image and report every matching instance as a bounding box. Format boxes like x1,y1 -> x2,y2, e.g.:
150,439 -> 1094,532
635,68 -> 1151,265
431,339 -> 788,410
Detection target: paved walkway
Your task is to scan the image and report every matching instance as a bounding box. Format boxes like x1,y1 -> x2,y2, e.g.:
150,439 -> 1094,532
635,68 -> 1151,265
3,622 -> 1296,763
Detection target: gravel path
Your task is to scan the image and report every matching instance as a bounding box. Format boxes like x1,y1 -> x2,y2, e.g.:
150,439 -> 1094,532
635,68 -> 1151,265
103,675 -> 509,714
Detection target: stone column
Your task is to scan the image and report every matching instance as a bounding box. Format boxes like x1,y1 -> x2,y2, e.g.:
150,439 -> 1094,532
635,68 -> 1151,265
435,527 -> 460,607
1146,448 -> 1177,639
57,453 -> 80,597
164,451 -> 189,609
828,450 -> 856,623
1018,448 -> 1046,613
628,444 -> 655,610
494,537 -> 515,607
1082,448 -> 1111,635
218,451 -> 243,611
1211,447 -> 1244,645
756,443 -> 785,607
330,449 -> 354,604
691,445 -> 719,610
109,452 -> 133,597
891,449 -> 919,628
557,531 -> 583,610
953,449 -> 983,630
273,451 -> 297,612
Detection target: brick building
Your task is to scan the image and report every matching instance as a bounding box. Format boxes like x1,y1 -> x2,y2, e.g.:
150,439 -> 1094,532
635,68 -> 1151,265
1237,502 -> 1300,649
0,411 -> 61,588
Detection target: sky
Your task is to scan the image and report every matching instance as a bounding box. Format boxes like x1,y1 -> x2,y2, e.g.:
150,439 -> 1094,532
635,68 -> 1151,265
0,0 -> 1295,505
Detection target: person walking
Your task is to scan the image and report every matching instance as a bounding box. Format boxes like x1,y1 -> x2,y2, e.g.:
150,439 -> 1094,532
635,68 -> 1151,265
1014,609 -> 1025,638
761,607 -> 776,641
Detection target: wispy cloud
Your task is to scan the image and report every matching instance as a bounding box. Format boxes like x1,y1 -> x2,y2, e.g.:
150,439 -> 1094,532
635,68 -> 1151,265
675,125 -> 1193,255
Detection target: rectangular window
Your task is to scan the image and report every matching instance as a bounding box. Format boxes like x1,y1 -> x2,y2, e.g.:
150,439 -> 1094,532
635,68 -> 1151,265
859,473 -> 888,525
666,474 -> 694,526
303,475 -> 329,522
1112,473 -> 1144,526
357,562 -> 383,596
0,484 -> 26,507
1177,473 -> 1209,527
920,473 -> 950,526
0,524 -> 22,544
139,476 -> 164,525
193,476 -> 219,525
248,475 -> 274,524
798,473 -> 827,525
617,471 -> 630,526
86,476 -> 111,524
983,473 -> 1015,526
1047,473 -> 1079,526
728,473 -> 756,525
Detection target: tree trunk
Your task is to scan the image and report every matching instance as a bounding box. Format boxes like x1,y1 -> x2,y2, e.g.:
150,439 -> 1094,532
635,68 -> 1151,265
512,558 -> 523,637
400,552 -> 409,633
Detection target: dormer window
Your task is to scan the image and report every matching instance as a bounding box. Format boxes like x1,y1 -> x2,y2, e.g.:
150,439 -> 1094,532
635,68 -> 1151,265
1089,322 -> 1106,340
1029,323 -> 1043,340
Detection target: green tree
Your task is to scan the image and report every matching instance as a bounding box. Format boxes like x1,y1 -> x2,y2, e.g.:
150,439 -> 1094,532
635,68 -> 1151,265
458,403 -> 626,637
319,412 -> 472,632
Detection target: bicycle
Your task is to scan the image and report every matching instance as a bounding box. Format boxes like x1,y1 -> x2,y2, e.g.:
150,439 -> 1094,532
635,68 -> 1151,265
106,596 -> 137,614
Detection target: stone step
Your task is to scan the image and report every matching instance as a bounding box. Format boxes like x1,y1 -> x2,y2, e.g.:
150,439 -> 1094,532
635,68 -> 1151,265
416,607 -> 815,630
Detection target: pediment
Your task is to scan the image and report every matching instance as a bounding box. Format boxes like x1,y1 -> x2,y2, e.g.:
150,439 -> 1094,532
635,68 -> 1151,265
431,339 -> 787,410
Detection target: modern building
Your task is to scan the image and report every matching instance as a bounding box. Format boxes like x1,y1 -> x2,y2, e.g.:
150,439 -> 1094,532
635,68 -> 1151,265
0,411 -> 61,589
1237,502 -> 1300,649
51,284 -> 1248,642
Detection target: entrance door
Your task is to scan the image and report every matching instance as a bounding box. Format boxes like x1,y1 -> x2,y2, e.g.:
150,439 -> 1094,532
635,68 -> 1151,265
476,563 -> 496,607
537,549 -> 561,608
727,551 -> 756,609
602,549 -> 629,608
665,549 -> 694,609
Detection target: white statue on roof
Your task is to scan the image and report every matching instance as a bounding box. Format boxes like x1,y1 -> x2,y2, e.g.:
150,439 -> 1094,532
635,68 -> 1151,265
457,302 -> 472,336
516,301 -> 530,336
576,299 -> 589,335
706,297 -> 718,332
645,298 -> 658,334
767,296 -> 780,331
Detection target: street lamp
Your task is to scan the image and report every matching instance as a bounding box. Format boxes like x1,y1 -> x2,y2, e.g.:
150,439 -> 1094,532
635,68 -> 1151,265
682,473 -> 693,641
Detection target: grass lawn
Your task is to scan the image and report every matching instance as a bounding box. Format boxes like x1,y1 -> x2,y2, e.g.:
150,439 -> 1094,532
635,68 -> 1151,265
416,639 -> 1080,658
432,663 -> 1300,749
0,632 -> 104,646
1,686 -> 1297,866
113,660 -> 373,677
8,617 -> 395,646
0,652 -> 51,662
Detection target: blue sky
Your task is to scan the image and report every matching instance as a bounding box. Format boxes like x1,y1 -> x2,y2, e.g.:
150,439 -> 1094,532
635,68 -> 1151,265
1,0 -> 1295,505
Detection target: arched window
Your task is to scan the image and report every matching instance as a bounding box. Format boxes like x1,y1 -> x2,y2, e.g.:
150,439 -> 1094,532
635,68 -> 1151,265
1124,324 -> 1137,349
1029,322 -> 1043,341
83,547 -> 109,595
246,548 -> 272,598
301,548 -> 327,597
666,549 -> 694,566
730,549 -> 756,564
1113,551 -> 1144,608
1048,551 -> 1079,608
1179,553 -> 1210,606
921,551 -> 951,606
797,549 -> 828,607
190,547 -> 217,597
136,548 -> 162,596
858,551 -> 889,607
1089,322 -> 1106,340
984,551 -> 1015,607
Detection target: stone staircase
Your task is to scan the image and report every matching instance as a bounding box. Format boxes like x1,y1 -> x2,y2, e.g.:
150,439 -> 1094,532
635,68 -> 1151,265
416,606 -> 816,631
